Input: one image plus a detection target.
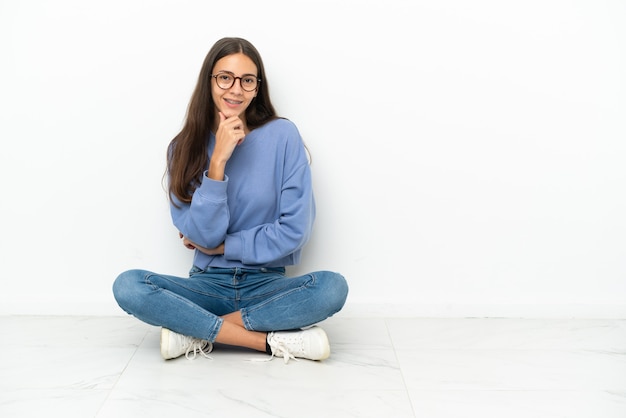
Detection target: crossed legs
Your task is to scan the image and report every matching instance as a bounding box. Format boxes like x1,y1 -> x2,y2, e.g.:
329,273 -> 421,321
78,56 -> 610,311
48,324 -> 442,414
218,311 -> 267,352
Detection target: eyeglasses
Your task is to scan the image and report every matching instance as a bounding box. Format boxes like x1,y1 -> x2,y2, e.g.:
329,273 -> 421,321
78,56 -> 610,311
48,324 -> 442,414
211,72 -> 260,92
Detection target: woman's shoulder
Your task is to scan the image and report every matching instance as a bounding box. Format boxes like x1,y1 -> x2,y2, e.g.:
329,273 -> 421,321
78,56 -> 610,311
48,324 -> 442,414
260,117 -> 298,134
252,118 -> 305,156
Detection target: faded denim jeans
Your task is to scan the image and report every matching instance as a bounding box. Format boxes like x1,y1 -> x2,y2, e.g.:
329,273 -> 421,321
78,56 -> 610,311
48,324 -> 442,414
113,266 -> 348,341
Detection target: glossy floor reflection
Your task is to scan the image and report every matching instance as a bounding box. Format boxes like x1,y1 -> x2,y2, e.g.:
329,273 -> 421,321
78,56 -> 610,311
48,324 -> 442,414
1,315 -> 626,417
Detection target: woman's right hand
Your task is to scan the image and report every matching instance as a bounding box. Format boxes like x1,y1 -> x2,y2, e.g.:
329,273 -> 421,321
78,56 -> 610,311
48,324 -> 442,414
208,112 -> 246,180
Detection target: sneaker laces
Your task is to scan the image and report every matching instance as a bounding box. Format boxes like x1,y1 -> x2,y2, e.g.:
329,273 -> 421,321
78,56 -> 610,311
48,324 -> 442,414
265,332 -> 299,364
185,339 -> 214,360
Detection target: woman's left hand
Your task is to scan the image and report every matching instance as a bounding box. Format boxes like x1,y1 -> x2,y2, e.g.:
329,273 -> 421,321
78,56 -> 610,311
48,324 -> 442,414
179,232 -> 225,255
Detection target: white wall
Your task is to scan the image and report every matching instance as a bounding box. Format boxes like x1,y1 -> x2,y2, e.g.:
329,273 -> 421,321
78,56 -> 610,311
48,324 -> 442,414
1,0 -> 625,318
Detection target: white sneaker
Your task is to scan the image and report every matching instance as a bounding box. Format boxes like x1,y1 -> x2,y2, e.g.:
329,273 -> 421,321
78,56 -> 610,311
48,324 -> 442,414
267,326 -> 330,364
160,328 -> 213,360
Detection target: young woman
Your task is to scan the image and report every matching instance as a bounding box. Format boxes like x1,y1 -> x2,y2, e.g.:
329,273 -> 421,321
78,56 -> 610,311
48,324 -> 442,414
113,37 -> 348,362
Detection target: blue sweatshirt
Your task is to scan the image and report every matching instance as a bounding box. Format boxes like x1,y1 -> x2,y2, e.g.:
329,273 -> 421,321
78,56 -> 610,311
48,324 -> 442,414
170,118 -> 315,269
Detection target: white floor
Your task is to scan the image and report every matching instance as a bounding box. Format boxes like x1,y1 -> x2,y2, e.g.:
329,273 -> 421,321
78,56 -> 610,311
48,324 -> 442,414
1,316 -> 626,417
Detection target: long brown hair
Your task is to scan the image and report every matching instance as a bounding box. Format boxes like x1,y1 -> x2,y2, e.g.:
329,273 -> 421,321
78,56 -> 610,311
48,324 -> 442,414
166,37 -> 277,204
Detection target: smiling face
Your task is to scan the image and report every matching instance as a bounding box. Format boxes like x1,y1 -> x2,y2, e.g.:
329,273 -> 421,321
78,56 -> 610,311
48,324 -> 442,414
211,52 -> 258,128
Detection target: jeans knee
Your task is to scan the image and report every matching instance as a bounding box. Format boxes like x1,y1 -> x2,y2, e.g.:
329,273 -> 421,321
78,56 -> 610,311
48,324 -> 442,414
317,271 -> 348,312
112,269 -> 143,312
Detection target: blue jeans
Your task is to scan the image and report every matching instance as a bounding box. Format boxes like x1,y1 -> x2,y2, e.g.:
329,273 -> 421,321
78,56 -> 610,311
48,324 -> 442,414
112,266 -> 348,342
